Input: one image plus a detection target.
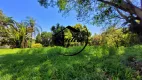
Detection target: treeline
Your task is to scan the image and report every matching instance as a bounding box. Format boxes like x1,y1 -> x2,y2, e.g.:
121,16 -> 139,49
0,10 -> 92,48
35,24 -> 141,48
90,26 -> 141,47
35,23 -> 91,47
0,9 -> 141,48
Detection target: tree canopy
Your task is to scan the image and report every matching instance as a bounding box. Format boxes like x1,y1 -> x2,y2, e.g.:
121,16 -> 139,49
38,0 -> 142,27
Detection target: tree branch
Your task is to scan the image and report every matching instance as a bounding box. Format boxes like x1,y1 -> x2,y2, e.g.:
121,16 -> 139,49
98,0 -> 142,20
126,0 -> 132,4
115,8 -> 128,21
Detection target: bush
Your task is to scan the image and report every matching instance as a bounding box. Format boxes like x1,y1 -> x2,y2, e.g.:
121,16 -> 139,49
31,43 -> 42,48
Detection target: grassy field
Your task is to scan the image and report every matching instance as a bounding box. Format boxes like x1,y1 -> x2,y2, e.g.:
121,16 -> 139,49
0,45 -> 142,80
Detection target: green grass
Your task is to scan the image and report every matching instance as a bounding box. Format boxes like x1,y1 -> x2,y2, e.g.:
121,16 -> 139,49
0,45 -> 142,80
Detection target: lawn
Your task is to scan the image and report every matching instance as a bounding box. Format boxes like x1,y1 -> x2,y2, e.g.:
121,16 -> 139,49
0,45 -> 142,80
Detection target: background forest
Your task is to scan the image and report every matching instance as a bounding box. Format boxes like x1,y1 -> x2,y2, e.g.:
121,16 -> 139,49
0,9 -> 141,49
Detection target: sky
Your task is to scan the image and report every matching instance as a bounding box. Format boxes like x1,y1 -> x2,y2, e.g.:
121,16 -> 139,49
0,0 -> 102,35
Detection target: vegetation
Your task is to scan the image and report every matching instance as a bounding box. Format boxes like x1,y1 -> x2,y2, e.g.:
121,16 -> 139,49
1,0 -> 142,79
38,0 -> 142,41
31,43 -> 43,48
88,25 -> 141,48
0,45 -> 142,80
35,23 -> 91,47
0,9 -> 141,48
0,11 -> 41,48
36,32 -> 52,47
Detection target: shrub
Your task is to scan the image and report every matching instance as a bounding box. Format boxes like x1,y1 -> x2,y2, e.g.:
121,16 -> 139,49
31,43 -> 42,48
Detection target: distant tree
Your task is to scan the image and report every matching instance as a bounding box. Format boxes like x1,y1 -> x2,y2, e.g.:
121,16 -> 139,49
50,23 -> 91,47
101,26 -> 140,47
24,17 -> 41,48
101,26 -> 122,47
64,28 -> 72,47
51,23 -> 65,46
41,32 -> 52,46
72,24 -> 91,45
35,33 -> 42,43
92,34 -> 102,45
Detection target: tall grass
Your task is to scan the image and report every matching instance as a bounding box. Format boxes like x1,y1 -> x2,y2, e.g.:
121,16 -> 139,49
0,45 -> 142,80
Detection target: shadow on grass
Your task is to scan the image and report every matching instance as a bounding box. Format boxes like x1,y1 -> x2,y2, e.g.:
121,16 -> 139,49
0,47 -> 93,79
0,45 -> 142,80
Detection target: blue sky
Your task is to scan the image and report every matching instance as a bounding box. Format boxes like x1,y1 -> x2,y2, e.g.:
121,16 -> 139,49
0,0 -> 102,35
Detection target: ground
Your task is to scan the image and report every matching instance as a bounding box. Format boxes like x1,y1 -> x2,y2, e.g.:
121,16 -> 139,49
0,45 -> 142,80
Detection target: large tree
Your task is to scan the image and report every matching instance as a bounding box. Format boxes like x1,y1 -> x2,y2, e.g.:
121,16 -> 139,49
38,0 -> 142,36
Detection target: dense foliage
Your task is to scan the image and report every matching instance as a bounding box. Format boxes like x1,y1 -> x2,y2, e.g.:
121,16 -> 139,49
38,0 -> 142,26
0,9 -> 141,48
0,10 -> 41,48
90,26 -> 141,47
36,32 -> 52,47
38,0 -> 142,42
35,23 -> 91,47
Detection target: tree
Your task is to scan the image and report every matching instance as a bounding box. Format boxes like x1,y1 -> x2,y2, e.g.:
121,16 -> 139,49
91,34 -> 102,45
100,26 -> 140,47
101,26 -> 123,47
8,22 -> 29,48
51,23 -> 65,46
50,23 -> 91,47
38,0 -> 142,24
35,33 -> 42,43
72,24 -> 91,45
41,32 -> 52,46
24,17 -> 41,48
0,10 -> 19,47
64,27 -> 72,47
0,10 -> 41,48
38,0 -> 142,39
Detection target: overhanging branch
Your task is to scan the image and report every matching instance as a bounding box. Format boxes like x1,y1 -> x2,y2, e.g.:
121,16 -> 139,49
98,0 -> 142,20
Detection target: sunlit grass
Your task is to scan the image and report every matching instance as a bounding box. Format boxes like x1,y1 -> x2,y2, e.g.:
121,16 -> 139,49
0,48 -> 21,55
0,45 -> 142,80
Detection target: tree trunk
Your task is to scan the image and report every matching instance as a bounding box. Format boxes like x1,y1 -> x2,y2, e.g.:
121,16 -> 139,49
21,39 -> 25,48
30,32 -> 32,48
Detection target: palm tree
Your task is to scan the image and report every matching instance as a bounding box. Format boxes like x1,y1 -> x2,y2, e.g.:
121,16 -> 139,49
6,22 -> 27,48
25,17 -> 41,48
0,10 -> 41,48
